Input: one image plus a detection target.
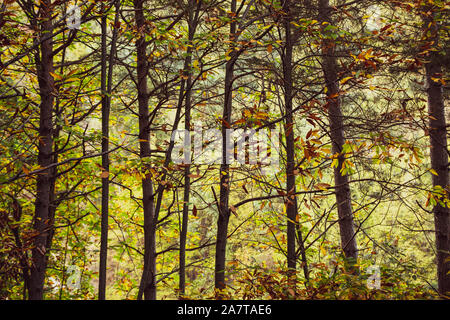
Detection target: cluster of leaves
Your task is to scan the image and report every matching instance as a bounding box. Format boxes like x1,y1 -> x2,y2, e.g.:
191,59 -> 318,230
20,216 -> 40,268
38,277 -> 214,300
234,261 -> 435,300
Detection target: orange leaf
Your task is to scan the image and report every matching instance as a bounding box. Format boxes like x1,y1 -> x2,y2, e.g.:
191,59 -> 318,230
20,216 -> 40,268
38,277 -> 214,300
100,171 -> 109,179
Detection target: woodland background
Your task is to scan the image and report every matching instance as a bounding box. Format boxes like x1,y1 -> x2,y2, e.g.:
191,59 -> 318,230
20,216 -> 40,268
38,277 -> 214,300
0,0 -> 449,300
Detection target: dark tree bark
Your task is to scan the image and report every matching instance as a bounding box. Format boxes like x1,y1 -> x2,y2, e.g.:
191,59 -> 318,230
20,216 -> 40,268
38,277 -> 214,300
213,0 -> 277,294
98,2 -> 109,301
179,77 -> 191,297
281,0 -> 309,289
29,0 -> 55,300
282,0 -> 297,274
134,0 -> 157,300
319,0 -> 358,265
135,3 -> 187,300
422,10 -> 450,299
215,0 -> 237,293
99,1 -> 120,300
179,0 -> 201,297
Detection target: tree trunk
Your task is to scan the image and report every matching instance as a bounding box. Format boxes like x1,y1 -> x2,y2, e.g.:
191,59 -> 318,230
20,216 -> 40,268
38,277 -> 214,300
99,1 -> 120,300
134,0 -> 157,300
135,3 -> 188,298
179,62 -> 192,297
319,0 -> 358,265
98,2 -> 109,300
29,0 -> 55,300
214,0 -> 237,294
281,0 -> 309,289
282,0 -> 297,275
179,0 -> 201,297
422,10 -> 450,299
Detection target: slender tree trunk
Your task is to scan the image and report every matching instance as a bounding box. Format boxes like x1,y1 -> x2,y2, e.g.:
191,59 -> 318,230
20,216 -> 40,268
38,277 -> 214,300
45,5 -> 68,294
99,1 -> 120,300
29,0 -> 55,300
179,0 -> 201,297
215,0 -> 237,293
422,10 -> 450,299
135,9 -> 187,298
134,0 -> 157,300
319,0 -> 358,265
281,0 -> 309,289
98,2 -> 109,300
213,0 -> 276,293
179,89 -> 191,296
282,0 -> 297,274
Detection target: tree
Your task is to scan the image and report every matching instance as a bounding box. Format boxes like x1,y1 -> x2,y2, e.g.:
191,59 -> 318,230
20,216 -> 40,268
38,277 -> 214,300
420,2 -> 450,298
28,0 -> 56,300
134,0 -> 158,300
99,0 -> 120,300
179,0 -> 202,297
213,0 -> 276,294
318,0 -> 358,267
280,0 -> 309,290
215,0 -> 238,293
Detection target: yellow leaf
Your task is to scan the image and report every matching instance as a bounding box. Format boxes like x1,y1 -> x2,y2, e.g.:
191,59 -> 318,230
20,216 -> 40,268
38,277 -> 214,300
331,158 -> 339,168
340,76 -> 352,85
255,111 -> 268,120
364,48 -> 375,59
